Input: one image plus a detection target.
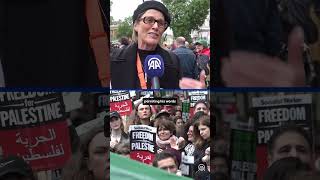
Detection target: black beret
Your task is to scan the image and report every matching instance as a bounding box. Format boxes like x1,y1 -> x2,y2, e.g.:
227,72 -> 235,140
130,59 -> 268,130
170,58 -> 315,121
132,1 -> 171,27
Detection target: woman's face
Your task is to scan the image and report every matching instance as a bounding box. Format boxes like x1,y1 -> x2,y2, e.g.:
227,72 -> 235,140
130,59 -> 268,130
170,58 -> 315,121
175,118 -> 184,128
194,103 -> 208,114
137,104 -> 151,119
199,124 -> 210,140
110,117 -> 121,130
158,126 -> 172,141
187,126 -> 194,142
87,132 -> 109,180
268,131 -> 311,166
134,9 -> 166,50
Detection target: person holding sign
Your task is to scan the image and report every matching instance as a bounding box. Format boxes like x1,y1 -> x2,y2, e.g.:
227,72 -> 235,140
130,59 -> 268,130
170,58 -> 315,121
126,103 -> 153,133
110,0 -> 206,89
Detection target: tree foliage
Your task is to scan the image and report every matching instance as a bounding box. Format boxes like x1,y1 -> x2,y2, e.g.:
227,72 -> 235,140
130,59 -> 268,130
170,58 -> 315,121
162,0 -> 210,42
116,17 -> 133,40
110,0 -> 114,25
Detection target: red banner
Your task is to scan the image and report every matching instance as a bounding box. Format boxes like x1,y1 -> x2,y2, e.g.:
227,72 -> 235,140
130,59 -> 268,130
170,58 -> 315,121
110,99 -> 133,116
256,146 -> 268,180
130,150 -> 155,165
0,120 -> 71,171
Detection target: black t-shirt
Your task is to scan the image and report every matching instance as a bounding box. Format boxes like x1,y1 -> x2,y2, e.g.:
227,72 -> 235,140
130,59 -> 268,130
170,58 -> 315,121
0,0 -> 109,87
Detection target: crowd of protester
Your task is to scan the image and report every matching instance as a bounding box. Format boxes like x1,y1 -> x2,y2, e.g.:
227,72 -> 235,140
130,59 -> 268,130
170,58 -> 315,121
213,107 -> 320,180
109,93 -> 211,179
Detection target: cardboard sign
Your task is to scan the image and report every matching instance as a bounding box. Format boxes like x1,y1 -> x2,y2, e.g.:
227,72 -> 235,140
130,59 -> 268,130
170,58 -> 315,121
129,125 -> 157,165
181,100 -> 190,123
180,152 -> 195,177
190,95 -> 206,108
0,92 -> 67,129
95,92 -> 109,113
230,121 -> 256,180
0,121 -> 71,171
252,94 -> 312,180
110,92 -> 132,116
0,92 -> 71,171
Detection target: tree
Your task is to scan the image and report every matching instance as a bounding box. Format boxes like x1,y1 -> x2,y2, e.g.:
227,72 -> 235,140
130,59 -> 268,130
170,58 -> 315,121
162,0 -> 210,42
110,0 -> 114,25
116,17 -> 133,40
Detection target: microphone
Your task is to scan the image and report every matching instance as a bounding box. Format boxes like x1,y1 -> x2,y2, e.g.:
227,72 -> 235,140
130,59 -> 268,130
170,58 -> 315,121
144,55 -> 165,89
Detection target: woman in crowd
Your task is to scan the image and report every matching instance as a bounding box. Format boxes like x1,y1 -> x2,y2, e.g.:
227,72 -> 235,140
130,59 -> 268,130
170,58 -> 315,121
110,1 -> 205,89
62,126 -> 108,180
178,121 -> 197,178
174,116 -> 185,138
183,122 -> 196,156
156,119 -> 184,152
110,1 -> 181,89
190,111 -> 206,125
109,111 -> 128,151
175,109 -> 182,118
193,115 -> 211,174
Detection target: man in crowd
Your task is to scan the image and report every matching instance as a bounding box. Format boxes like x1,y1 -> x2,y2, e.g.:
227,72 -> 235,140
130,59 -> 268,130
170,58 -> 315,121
173,37 -> 198,79
195,40 -> 210,58
267,124 -> 312,167
152,151 -> 180,175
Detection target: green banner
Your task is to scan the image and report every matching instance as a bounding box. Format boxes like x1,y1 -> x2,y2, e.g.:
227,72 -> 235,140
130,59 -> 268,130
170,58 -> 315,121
110,152 -> 192,180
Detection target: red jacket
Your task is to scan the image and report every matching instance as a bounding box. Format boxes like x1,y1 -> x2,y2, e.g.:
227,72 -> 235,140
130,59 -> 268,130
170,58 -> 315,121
198,48 -> 210,57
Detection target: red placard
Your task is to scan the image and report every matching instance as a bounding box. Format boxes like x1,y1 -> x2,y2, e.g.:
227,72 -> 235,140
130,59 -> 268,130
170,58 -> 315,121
110,99 -> 133,116
0,121 -> 71,171
256,145 -> 268,180
130,151 -> 155,165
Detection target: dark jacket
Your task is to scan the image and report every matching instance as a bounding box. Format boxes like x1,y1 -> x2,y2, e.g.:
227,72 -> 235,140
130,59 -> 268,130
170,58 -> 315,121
173,46 -> 198,79
194,141 -> 210,175
111,43 -> 181,89
0,0 -> 108,87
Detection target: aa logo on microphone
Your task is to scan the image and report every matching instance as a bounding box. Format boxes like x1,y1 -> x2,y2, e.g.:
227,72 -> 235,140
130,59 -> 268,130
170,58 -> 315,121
144,55 -> 164,77
147,57 -> 162,70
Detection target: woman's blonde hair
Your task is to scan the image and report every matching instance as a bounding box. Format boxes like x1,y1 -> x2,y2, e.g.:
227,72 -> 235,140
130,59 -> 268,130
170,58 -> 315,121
131,13 -> 144,42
